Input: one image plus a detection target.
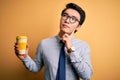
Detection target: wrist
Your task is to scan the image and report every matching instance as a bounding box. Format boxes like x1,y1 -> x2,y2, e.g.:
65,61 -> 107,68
18,54 -> 27,60
67,46 -> 75,53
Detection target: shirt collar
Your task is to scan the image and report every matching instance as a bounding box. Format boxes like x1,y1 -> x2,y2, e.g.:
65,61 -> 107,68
55,34 -> 75,43
55,35 -> 61,43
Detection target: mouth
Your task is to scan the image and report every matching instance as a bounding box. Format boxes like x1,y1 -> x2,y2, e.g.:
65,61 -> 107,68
62,24 -> 70,28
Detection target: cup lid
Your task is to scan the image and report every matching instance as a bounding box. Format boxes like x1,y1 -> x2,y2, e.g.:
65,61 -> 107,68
16,36 -> 27,39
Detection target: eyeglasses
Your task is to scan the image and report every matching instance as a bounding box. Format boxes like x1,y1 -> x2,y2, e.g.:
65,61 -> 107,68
61,13 -> 80,24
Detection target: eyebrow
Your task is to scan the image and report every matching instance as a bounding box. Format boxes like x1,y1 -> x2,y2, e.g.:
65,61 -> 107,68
63,12 -> 79,20
64,12 -> 77,17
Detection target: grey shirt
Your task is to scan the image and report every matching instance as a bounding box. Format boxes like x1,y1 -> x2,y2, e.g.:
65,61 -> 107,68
23,36 -> 93,80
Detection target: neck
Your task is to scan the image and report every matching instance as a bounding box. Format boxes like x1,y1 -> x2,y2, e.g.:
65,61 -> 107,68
58,31 -> 66,38
58,31 -> 74,37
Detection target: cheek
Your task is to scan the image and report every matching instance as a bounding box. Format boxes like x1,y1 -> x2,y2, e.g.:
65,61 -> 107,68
60,18 -> 63,26
71,24 -> 78,29
60,17 -> 63,23
69,24 -> 79,32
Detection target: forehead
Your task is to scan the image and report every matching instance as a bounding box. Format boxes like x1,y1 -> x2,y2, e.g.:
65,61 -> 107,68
64,8 -> 80,19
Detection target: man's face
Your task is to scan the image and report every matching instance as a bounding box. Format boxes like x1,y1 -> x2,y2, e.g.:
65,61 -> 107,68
60,8 -> 80,34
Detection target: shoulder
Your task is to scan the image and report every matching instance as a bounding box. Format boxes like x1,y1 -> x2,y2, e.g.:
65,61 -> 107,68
36,36 -> 59,53
73,38 -> 90,49
73,38 -> 91,55
41,36 -> 57,43
38,36 -> 57,47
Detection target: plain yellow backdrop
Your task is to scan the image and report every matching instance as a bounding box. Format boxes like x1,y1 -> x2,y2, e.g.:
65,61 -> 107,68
0,0 -> 120,80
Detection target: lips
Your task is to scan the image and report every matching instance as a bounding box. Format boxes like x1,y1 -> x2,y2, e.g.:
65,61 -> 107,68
62,24 -> 70,28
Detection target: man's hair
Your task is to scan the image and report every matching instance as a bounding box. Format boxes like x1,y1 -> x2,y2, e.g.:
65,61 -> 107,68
61,3 -> 86,25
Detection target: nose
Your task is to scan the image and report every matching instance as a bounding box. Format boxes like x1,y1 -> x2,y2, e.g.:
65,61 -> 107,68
64,17 -> 70,24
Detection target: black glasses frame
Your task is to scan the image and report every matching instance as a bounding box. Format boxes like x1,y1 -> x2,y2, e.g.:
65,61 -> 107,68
61,13 -> 80,24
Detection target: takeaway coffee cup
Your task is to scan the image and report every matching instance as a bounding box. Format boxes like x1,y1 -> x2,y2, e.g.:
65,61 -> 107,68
16,36 -> 27,54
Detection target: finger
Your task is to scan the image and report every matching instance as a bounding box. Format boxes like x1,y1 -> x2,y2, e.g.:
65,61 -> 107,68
14,42 -> 18,45
26,43 -> 29,48
14,43 -> 18,49
60,34 -> 67,40
60,35 -> 66,43
15,50 -> 19,54
14,42 -> 19,53
62,39 -> 66,43
14,45 -> 19,51
63,34 -> 69,37
14,47 -> 19,55
70,28 -> 75,37
14,42 -> 18,46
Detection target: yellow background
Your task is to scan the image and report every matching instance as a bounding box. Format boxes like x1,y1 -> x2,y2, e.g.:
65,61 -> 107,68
0,0 -> 120,80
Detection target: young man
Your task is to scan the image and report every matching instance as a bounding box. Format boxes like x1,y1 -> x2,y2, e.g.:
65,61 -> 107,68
14,3 -> 93,80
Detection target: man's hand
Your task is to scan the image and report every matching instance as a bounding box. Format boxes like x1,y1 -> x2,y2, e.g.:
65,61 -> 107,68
61,30 -> 74,51
14,42 -> 28,60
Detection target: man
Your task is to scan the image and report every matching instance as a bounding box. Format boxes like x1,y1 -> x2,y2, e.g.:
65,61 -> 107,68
14,3 -> 93,80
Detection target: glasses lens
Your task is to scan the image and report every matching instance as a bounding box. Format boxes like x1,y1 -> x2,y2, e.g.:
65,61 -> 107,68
62,13 -> 67,20
70,17 -> 76,23
62,13 -> 79,24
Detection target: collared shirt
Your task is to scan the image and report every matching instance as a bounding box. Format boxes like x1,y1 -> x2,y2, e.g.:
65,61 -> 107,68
23,35 -> 93,80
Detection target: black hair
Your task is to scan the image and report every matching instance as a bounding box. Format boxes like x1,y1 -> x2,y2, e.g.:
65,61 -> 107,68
61,3 -> 86,25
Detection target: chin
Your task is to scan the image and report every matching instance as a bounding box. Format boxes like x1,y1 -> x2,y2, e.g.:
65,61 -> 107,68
61,29 -> 70,34
60,26 -> 70,33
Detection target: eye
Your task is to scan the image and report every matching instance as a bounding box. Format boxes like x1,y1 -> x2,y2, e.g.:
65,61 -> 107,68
71,17 -> 76,21
62,13 -> 67,17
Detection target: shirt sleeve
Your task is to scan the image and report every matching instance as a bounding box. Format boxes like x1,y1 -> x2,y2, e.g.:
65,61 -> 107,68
68,44 -> 93,80
22,43 -> 43,73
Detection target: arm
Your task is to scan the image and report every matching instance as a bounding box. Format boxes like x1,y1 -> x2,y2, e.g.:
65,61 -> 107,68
14,42 -> 43,73
22,43 -> 43,72
60,31 -> 93,79
69,44 -> 93,80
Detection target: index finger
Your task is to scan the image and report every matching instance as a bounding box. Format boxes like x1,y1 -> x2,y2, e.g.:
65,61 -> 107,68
70,28 -> 75,37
